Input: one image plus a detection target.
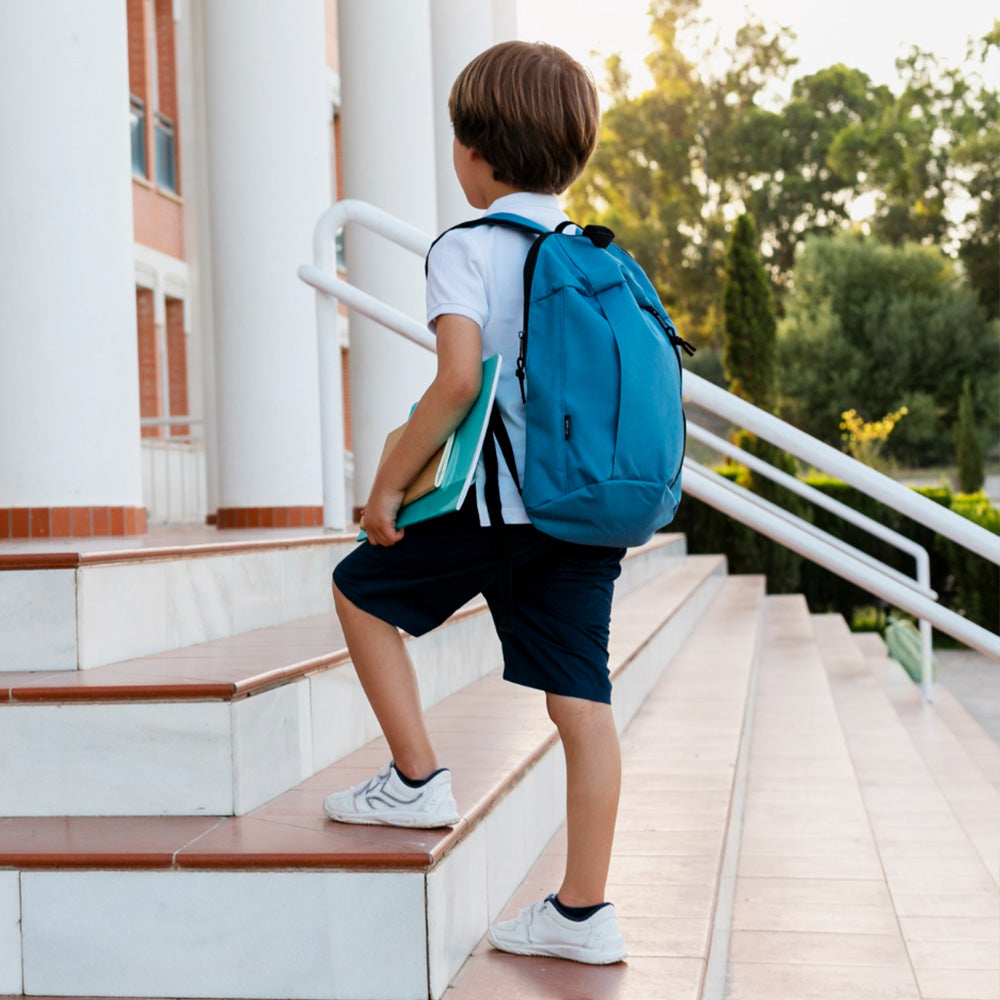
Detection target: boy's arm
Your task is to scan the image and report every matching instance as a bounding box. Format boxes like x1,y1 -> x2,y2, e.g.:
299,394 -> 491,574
362,314 -> 483,546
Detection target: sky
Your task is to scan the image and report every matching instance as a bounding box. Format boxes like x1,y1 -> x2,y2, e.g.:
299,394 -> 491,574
516,0 -> 997,96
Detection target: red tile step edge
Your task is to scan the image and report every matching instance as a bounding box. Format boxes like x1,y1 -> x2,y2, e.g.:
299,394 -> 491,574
0,670 -> 556,873
0,600 -> 489,704
0,526 -> 357,571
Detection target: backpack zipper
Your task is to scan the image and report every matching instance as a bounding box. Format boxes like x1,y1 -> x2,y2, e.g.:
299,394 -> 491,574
516,231 -> 555,403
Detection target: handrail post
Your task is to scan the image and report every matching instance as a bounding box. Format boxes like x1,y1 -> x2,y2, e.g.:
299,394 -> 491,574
297,200 -> 1000,666
916,548 -> 934,701
313,209 -> 348,532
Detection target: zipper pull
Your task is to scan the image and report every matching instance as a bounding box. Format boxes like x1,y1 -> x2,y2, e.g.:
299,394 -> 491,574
564,415 -> 571,439
516,331 -> 527,403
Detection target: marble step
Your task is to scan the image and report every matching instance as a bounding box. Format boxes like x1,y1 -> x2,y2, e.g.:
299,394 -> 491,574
857,631 -> 1000,796
814,614 -> 1000,1000
852,631 -> 1000,885
444,575 -> 766,1000
0,527 -> 685,674
724,598 -> 925,1000
0,542 -> 705,817
1,564 -> 733,999
0,527 -> 360,672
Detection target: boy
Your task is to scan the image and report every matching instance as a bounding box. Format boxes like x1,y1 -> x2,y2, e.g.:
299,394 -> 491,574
323,41 -> 627,966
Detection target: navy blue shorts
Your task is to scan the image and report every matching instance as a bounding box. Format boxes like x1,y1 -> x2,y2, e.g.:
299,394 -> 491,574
332,497 -> 625,703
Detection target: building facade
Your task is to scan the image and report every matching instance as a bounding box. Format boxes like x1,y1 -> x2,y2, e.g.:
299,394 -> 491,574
0,0 -> 515,538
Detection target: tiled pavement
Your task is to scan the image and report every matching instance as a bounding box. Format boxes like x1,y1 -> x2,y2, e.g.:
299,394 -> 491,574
445,597 -> 1000,1000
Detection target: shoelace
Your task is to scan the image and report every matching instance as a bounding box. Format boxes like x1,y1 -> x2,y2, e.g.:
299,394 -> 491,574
355,765 -> 391,799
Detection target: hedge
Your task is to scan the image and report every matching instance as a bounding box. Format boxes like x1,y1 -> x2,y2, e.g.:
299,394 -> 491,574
670,473 -> 999,636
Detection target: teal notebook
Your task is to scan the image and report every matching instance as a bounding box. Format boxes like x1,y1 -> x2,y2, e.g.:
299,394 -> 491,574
358,354 -> 502,540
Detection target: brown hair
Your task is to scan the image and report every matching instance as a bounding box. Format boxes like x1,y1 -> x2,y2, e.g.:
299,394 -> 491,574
449,41 -> 600,194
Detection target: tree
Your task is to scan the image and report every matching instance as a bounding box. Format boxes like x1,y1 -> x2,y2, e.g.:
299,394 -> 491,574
827,27 -> 999,316
723,213 -> 776,408
777,234 -> 999,467
955,377 -> 985,493
565,0 -> 797,350
738,64 -> 892,290
722,213 -> 804,592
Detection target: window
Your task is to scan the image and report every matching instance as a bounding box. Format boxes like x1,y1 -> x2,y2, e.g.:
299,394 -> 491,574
130,95 -> 147,177
155,112 -> 177,193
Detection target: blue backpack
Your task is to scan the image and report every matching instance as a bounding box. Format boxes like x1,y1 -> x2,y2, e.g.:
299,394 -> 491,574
434,212 -> 693,548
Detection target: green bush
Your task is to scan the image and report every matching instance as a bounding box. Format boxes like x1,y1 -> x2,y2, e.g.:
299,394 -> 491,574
955,377 -> 985,493
671,472 -> 999,634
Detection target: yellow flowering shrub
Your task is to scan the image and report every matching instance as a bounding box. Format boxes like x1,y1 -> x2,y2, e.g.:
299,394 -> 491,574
839,406 -> 909,469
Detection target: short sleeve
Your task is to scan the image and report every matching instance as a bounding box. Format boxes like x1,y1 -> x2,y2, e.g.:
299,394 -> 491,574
425,228 -> 488,333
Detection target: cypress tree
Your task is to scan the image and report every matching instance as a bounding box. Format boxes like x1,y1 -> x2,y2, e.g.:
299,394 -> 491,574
723,213 -> 776,410
721,213 -> 805,592
955,377 -> 984,494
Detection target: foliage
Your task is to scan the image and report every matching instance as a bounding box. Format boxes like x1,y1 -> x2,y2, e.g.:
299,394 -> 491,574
723,213 -> 776,408
839,406 -> 908,470
567,3 -> 999,351
776,233 -> 999,466
565,0 -> 798,350
829,27 -> 1000,315
717,212 -> 805,589
955,377 -> 985,492
671,474 -> 999,634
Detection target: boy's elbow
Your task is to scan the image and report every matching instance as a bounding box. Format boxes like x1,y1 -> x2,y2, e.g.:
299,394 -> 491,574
448,373 -> 482,409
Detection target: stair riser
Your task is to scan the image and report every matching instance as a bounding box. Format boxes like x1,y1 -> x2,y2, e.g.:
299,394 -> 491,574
13,754 -> 572,1000
3,692 -> 305,816
610,570 -> 725,735
0,569 -> 76,672
1,541 -> 357,673
1,540 -> 686,817
3,616 -> 502,816
10,559 -> 722,998
20,868 -> 427,1000
1,536 -> 684,675
0,872 -> 18,995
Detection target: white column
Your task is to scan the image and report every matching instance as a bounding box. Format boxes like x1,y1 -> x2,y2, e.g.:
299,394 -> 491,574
202,0 -> 329,514
338,0 -> 439,512
177,0 -> 219,518
430,0 -> 518,230
0,2 -> 142,509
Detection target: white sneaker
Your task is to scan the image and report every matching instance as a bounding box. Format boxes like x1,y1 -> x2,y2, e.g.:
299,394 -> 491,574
322,763 -> 460,828
488,895 -> 627,964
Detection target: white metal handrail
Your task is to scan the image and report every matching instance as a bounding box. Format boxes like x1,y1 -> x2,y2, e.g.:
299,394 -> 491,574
683,462 -> 999,660
687,420 -> 938,693
298,199 -> 1000,677
684,377 -> 1000,564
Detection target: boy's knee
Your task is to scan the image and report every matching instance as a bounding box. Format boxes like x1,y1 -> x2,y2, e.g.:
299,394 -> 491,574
545,691 -> 606,729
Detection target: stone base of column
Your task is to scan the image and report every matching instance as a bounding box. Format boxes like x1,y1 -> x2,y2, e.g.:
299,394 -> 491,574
215,506 -> 323,529
0,507 -> 148,539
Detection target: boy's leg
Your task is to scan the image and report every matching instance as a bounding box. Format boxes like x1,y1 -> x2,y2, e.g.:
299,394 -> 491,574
333,581 -> 439,780
546,692 -> 621,906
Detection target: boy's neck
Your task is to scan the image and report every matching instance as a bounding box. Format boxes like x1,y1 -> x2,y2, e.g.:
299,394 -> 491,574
484,187 -> 537,208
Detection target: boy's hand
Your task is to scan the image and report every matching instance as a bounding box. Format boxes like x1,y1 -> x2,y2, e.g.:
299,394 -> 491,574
362,486 -> 406,546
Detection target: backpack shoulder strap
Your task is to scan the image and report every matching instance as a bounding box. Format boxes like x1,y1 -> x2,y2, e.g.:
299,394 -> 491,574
424,213 -> 554,275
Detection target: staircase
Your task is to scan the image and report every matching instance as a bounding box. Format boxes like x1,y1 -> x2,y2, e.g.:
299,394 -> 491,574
2,528 -> 998,999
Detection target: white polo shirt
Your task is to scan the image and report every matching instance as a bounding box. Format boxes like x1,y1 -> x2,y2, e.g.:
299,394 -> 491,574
425,191 -> 569,527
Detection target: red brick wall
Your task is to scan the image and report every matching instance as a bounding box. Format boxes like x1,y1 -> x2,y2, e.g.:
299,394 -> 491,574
136,288 -> 160,438
132,182 -> 184,257
128,0 -> 184,256
127,0 -> 148,103
154,0 -> 178,122
166,297 -> 189,436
